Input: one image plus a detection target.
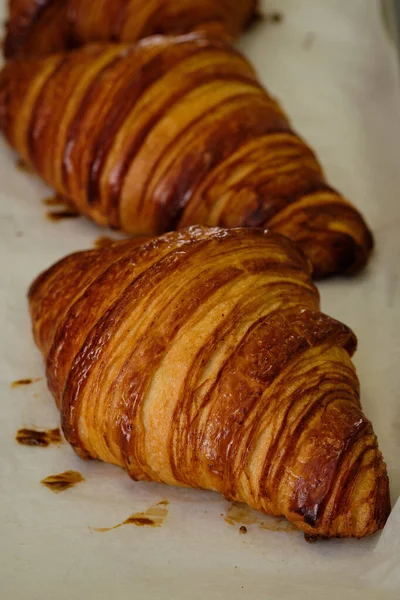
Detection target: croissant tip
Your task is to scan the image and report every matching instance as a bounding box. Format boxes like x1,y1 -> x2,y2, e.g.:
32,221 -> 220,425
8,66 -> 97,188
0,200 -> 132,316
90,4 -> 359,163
311,451 -> 390,540
302,228 -> 374,280
344,228 -> 374,277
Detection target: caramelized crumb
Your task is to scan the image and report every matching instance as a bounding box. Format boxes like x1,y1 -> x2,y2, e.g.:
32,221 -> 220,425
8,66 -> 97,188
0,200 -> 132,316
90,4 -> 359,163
246,8 -> 283,29
46,209 -> 80,222
265,12 -> 283,24
16,427 -> 62,447
12,377 -> 41,388
42,195 -> 69,207
92,502 -> 168,532
239,525 -> 247,534
41,470 -> 84,492
124,516 -> 156,527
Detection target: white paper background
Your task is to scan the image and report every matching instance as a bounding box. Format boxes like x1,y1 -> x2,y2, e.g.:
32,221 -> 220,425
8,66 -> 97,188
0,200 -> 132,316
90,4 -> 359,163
0,0 -> 399,598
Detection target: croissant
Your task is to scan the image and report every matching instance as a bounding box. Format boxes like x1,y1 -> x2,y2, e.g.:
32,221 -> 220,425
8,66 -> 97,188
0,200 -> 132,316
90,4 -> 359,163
4,0 -> 258,58
0,37 -> 373,279
29,226 -> 390,539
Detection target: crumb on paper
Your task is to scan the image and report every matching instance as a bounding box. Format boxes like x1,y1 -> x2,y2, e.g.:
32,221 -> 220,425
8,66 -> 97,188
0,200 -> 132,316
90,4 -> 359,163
245,9 -> 283,31
11,377 -> 42,388
42,195 -> 69,207
43,195 -> 80,221
16,427 -> 62,447
265,12 -> 283,24
46,209 -> 80,222
91,502 -> 168,532
41,470 -> 84,493
239,525 -> 247,534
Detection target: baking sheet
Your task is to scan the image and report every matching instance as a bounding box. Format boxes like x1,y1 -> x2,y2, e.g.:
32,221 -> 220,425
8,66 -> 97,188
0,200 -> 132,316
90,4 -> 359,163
0,0 -> 399,598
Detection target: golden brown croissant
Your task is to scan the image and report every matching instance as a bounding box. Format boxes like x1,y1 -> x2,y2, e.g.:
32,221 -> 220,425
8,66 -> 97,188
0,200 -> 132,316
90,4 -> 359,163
0,37 -> 373,278
29,226 -> 390,539
4,0 -> 258,58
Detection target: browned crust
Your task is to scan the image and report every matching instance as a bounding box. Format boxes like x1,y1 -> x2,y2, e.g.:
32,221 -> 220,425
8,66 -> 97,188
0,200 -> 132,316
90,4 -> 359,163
4,0 -> 55,58
28,226 -> 390,538
0,36 -> 373,278
4,0 -> 259,59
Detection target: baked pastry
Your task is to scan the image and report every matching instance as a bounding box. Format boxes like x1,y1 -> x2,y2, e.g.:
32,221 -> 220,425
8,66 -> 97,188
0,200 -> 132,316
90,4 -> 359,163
0,36 -> 373,278
28,226 -> 390,539
4,0 -> 258,58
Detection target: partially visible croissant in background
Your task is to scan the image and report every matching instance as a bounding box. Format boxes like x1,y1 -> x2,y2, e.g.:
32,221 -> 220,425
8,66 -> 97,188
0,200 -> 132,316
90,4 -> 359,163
4,0 -> 258,58
0,36 -> 373,278
29,226 -> 390,539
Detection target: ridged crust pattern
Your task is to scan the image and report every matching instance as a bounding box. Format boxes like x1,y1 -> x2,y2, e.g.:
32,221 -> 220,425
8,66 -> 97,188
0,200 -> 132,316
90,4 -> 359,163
0,37 -> 373,278
4,0 -> 258,58
28,226 -> 390,539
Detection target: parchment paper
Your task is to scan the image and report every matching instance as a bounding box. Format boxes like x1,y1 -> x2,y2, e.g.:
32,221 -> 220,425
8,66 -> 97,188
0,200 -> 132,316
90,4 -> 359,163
0,1 -> 399,598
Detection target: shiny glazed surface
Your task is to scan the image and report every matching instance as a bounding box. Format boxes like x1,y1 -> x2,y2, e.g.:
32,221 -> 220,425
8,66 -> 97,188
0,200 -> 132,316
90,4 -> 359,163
28,226 -> 390,538
4,0 -> 258,57
0,36 -> 373,278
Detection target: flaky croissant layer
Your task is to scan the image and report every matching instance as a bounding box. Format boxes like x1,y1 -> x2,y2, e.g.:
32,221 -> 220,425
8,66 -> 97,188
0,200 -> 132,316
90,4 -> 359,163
29,226 -> 390,539
4,0 -> 258,58
0,36 -> 372,279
